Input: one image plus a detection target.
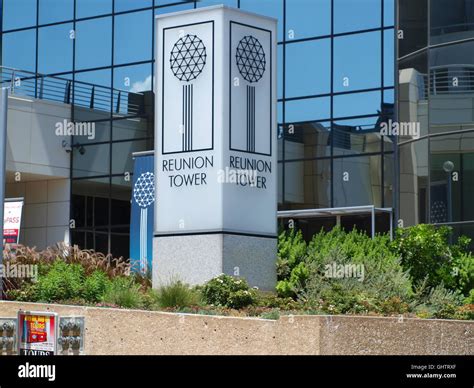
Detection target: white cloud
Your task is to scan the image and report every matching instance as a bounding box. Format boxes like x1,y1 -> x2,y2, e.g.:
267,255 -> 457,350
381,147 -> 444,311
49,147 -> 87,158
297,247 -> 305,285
130,75 -> 152,93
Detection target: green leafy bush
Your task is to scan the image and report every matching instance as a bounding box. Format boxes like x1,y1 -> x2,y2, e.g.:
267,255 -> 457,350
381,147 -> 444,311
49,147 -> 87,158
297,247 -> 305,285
302,245 -> 412,315
202,274 -> 256,309
154,281 -> 199,309
277,229 -> 307,279
465,289 -> 474,305
392,224 -> 474,295
412,283 -> 464,319
84,270 -> 111,303
35,261 -> 85,302
276,229 -> 308,297
102,276 -> 143,309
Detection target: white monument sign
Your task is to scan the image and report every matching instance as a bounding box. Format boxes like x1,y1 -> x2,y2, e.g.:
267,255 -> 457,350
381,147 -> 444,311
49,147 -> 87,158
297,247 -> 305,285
154,5 -> 277,290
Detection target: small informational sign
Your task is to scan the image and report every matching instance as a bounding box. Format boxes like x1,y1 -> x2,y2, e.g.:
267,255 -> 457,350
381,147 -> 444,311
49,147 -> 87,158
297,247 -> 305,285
17,311 -> 58,355
4,198 -> 24,244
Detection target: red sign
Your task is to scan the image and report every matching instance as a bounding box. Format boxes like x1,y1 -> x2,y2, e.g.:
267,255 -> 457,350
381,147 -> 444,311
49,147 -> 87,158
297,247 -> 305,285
17,311 -> 58,355
4,200 -> 23,244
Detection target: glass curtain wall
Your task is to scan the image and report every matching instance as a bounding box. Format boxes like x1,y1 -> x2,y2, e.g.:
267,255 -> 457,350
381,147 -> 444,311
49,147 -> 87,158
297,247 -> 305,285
2,0 -> 395,255
278,0 -> 395,235
397,0 -> 474,247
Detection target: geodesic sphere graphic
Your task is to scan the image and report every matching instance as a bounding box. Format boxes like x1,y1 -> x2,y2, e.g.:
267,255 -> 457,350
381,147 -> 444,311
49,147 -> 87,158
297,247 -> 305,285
235,35 -> 266,83
170,34 -> 207,82
133,172 -> 155,208
430,200 -> 447,223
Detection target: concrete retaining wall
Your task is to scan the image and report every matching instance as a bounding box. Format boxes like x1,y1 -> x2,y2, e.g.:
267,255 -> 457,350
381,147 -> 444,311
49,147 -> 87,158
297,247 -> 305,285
0,301 -> 472,355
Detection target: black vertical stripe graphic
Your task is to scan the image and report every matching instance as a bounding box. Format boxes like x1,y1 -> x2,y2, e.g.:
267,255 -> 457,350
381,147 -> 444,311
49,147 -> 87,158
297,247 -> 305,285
247,85 -> 250,151
182,84 -> 185,151
181,84 -> 194,151
190,84 -> 193,150
252,86 -> 255,152
184,85 -> 189,151
246,85 -> 256,152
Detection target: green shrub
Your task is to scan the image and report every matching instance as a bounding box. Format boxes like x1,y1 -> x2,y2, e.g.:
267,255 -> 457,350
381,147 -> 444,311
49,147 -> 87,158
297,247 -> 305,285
102,276 -> 143,309
5,285 -> 39,302
465,289 -> 474,305
155,281 -> 199,309
277,229 -> 307,280
277,227 -> 413,315
260,309 -> 280,320
35,261 -> 85,302
276,229 -> 308,297
202,274 -> 256,309
413,283 -> 464,319
83,270 -> 111,303
256,292 -> 302,310
392,224 -> 474,295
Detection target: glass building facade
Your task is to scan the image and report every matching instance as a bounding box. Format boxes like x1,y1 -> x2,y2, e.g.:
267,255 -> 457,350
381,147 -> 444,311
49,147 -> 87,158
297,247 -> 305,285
1,0 -> 396,256
397,0 -> 474,248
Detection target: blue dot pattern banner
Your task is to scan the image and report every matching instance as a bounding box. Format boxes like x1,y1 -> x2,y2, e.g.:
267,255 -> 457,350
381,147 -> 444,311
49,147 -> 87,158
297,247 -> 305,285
130,153 -> 155,277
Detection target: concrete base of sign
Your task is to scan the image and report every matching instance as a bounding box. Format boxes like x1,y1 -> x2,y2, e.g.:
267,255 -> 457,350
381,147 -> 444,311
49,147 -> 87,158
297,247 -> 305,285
153,233 -> 277,291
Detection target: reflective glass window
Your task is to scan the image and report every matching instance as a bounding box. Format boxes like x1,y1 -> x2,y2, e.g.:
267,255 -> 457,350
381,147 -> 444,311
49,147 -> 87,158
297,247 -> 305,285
111,140 -> 148,174
38,24 -> 73,75
72,120 -> 111,145
76,0 -> 112,19
384,153 -> 394,207
114,63 -> 152,93
240,0 -> 283,42
283,159 -> 331,209
333,90 -> 381,118
286,0 -> 331,40
115,0 -> 152,12
286,39 -> 331,98
334,0 -> 381,34
75,17 -> 112,70
73,143 -> 111,178
334,31 -> 381,93
332,117 -> 382,156
430,0 -> 474,45
156,0 -> 190,5
429,41 -> 474,133
430,133 -> 474,223
384,0 -> 395,26
3,0 -> 36,31
285,97 -> 330,123
398,0 -> 428,57
333,155 -> 382,207
384,29 -> 395,87
112,117 -> 149,141
39,0 -> 73,24
277,44 -> 283,99
284,121 -> 331,160
114,10 -> 152,65
2,30 -> 36,72
74,69 -> 112,115
399,139 -> 428,226
154,2 -> 194,19
197,0 -> 237,7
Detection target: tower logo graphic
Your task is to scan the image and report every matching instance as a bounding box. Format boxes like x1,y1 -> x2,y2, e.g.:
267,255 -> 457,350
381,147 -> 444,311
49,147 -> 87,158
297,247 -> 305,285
170,34 -> 207,152
236,35 -> 266,83
133,171 -> 155,274
229,22 -> 272,156
236,35 -> 266,153
161,22 -> 214,155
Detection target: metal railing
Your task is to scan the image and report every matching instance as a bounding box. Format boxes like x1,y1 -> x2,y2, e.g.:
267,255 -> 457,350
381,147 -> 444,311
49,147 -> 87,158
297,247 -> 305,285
430,21 -> 474,36
420,64 -> 474,99
0,66 -> 144,117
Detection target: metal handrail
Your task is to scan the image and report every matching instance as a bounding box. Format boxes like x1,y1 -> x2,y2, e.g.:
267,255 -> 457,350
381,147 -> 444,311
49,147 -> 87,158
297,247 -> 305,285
0,66 -> 145,116
418,64 -> 474,99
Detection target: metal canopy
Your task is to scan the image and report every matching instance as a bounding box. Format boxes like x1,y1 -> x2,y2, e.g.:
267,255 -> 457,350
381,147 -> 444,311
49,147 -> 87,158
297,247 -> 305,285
277,205 -> 394,239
